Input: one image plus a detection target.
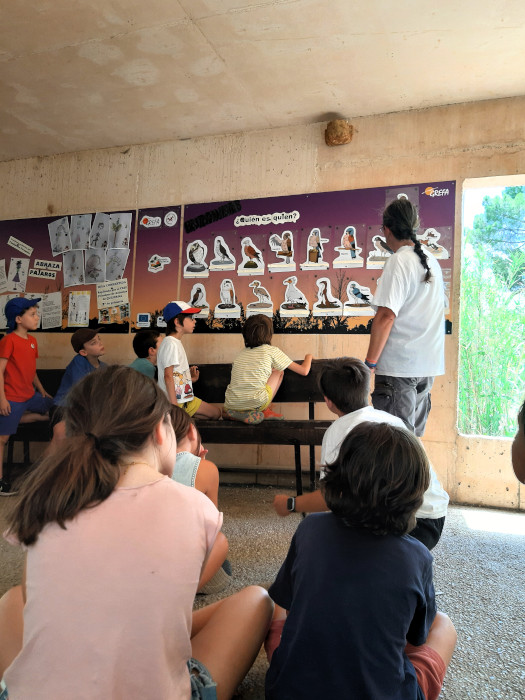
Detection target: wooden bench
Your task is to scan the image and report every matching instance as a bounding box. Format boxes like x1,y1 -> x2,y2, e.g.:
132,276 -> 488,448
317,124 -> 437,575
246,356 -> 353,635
4,369 -> 65,480
5,363 -> 332,496
195,361 -> 331,495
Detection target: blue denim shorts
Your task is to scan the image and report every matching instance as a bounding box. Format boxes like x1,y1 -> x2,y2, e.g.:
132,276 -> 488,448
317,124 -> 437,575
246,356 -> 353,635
188,657 -> 217,700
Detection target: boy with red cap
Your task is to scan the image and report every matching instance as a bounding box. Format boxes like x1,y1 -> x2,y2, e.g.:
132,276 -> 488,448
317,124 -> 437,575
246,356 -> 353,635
0,297 -> 53,495
157,301 -> 221,419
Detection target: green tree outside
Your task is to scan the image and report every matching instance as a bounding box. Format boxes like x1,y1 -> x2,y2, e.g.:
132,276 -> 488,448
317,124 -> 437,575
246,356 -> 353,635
459,187 -> 525,437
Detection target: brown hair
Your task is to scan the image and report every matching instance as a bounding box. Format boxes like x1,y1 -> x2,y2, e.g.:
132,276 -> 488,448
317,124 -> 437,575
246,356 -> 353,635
383,198 -> 431,283
321,422 -> 429,536
6,365 -> 171,545
242,314 -> 273,348
170,404 -> 193,442
319,357 -> 370,414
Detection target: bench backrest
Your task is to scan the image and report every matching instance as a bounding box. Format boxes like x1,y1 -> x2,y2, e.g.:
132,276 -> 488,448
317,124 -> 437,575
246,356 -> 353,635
37,361 -> 327,406
196,360 -> 325,405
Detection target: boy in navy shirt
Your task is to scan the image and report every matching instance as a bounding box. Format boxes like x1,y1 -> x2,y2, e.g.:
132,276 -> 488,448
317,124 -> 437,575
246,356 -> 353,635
266,422 -> 456,700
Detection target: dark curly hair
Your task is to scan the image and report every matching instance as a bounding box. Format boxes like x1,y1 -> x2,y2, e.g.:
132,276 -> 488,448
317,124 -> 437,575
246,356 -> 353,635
383,198 -> 431,283
321,422 -> 429,536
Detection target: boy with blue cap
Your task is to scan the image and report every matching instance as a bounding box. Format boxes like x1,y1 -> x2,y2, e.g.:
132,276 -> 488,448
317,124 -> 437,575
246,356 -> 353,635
0,297 -> 53,495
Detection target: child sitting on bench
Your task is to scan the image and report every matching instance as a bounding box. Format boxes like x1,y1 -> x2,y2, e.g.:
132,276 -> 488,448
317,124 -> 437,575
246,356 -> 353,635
224,314 -> 313,424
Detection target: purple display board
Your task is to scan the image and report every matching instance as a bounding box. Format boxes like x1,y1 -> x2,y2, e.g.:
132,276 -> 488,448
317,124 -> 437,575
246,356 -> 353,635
172,181 -> 454,334
0,211 -> 135,332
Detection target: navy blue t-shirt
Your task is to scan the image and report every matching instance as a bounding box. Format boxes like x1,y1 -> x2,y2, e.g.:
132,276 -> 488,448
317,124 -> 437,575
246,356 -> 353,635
266,513 -> 436,700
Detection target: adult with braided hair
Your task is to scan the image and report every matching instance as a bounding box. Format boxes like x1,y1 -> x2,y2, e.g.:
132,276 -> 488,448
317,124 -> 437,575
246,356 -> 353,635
365,197 -> 445,436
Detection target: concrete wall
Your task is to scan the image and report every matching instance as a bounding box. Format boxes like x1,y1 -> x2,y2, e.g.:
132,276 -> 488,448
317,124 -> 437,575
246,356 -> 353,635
1,96 -> 523,509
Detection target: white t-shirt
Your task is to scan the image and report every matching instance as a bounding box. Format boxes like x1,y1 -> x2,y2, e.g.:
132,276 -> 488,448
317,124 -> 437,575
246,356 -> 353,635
321,406 -> 449,519
157,335 -> 194,403
371,246 -> 445,377
5,477 -> 222,699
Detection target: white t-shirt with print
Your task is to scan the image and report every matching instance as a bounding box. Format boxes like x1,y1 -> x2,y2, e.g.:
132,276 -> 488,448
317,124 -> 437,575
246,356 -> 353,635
157,335 -> 194,403
371,246 -> 445,377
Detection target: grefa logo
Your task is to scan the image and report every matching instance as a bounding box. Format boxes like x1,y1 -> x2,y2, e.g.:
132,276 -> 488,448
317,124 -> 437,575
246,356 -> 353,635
423,186 -> 449,197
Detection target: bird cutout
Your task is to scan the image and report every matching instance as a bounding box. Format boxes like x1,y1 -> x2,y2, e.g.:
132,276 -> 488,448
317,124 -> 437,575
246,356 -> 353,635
300,227 -> 329,270
268,231 -> 296,273
237,237 -> 265,276
184,240 -> 209,278
417,228 -> 450,260
343,281 -> 375,317
366,230 -> 393,269
188,283 -> 209,318
333,226 -> 364,268
246,280 -> 273,318
280,276 -> 309,317
313,278 -> 342,317
214,279 -> 241,319
210,236 -> 236,271
148,254 -> 171,273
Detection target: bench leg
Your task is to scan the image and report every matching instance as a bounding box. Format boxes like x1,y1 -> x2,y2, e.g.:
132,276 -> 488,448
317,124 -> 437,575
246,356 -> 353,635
309,445 -> 316,491
293,442 -> 303,496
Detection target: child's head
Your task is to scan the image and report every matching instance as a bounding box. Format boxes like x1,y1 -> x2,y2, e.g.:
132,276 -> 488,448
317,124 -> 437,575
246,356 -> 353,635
170,405 -> 201,455
321,422 -> 430,536
132,330 -> 161,363
512,400 -> 525,483
4,297 -> 41,333
163,301 -> 199,335
243,314 -> 273,348
319,357 -> 370,415
8,366 -> 174,545
71,328 -> 104,358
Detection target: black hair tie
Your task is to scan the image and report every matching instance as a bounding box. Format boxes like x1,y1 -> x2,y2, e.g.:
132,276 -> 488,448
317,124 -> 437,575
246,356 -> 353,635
85,432 -> 101,451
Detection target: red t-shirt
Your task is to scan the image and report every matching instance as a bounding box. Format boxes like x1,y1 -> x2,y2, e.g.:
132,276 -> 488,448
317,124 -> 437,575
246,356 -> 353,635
0,332 -> 38,401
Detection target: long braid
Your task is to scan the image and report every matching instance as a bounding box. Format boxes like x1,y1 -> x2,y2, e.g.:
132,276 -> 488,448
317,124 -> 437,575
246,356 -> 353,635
410,234 -> 432,283
383,198 -> 432,283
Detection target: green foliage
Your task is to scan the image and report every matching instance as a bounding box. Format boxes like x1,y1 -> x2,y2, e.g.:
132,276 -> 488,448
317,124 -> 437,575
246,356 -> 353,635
459,189 -> 525,437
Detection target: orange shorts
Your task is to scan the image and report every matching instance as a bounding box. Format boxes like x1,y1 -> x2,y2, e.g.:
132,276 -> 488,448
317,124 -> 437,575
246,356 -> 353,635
405,643 -> 446,700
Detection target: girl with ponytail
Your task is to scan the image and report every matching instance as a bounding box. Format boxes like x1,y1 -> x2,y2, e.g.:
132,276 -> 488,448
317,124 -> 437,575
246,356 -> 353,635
365,197 -> 446,437
0,365 -> 273,700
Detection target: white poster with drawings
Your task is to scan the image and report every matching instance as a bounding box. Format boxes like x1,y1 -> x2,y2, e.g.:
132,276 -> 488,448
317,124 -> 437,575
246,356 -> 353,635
63,251 -> 85,287
0,260 -> 8,294
105,248 -> 129,281
68,290 -> 91,327
85,249 -> 105,283
7,257 -> 29,292
39,291 -> 62,330
90,213 -> 110,250
0,294 -> 18,330
70,214 -> 92,250
109,212 -> 132,248
48,216 -> 72,256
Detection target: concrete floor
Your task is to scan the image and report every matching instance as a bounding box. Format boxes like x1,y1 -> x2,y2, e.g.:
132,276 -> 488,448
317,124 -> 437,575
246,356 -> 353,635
1,485 -> 524,698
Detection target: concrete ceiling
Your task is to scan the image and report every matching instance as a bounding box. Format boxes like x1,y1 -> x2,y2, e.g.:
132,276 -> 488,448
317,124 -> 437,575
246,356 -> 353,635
1,0 -> 524,162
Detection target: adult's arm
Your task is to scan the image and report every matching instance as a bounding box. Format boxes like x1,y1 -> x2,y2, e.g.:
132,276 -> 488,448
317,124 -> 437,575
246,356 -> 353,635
365,306 -> 396,364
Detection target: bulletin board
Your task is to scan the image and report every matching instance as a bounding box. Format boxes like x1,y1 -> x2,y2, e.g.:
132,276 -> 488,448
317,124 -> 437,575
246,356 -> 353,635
132,181 -> 455,334
0,181 -> 454,336
0,210 -> 135,332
